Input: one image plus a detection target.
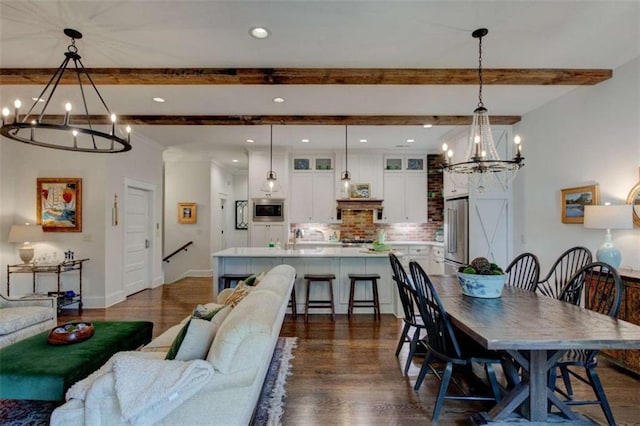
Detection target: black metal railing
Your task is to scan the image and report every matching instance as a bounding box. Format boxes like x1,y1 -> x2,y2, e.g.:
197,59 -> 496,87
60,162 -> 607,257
163,241 -> 193,263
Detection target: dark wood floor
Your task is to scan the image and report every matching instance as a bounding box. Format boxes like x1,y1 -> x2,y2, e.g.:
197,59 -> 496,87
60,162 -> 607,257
61,277 -> 640,425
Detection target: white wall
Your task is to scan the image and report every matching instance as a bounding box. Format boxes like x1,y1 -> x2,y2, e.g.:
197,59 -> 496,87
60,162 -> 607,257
513,56 -> 640,273
0,135 -> 164,307
163,159 -> 212,283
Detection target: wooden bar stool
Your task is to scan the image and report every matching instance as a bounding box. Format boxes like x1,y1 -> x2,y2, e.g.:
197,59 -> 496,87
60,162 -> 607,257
348,273 -> 381,319
304,273 -> 336,322
218,273 -> 251,291
288,283 -> 297,319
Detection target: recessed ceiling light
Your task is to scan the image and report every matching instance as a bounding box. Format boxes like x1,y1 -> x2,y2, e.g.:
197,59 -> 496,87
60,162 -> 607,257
359,139 -> 367,143
406,139 -> 415,143
232,159 -> 238,163
272,97 -> 285,103
301,138 -> 310,143
246,139 -> 255,143
249,27 -> 270,39
423,124 -> 433,128
152,97 -> 165,103
31,97 -> 45,103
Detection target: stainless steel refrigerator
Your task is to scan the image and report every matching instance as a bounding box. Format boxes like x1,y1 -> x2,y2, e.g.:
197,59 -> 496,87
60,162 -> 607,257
444,197 -> 469,275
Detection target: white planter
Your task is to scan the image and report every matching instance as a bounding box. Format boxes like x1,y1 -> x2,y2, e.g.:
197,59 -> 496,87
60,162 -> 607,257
457,272 -> 506,298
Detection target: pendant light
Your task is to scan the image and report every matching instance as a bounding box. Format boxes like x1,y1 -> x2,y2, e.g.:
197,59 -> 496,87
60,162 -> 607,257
260,125 -> 281,195
341,125 -> 351,192
0,29 -> 132,153
442,28 -> 524,192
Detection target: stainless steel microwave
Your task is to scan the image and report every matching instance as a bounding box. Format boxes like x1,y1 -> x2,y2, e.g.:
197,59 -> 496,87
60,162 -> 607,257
252,198 -> 285,222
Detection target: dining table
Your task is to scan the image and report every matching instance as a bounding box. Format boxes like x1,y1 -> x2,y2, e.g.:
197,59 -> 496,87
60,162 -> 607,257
430,275 -> 640,423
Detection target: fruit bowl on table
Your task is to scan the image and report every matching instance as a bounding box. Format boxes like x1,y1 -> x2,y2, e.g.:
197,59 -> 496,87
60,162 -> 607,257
48,321 -> 95,345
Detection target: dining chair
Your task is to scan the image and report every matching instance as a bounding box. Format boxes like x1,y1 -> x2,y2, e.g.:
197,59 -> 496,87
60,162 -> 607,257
537,246 -> 592,299
504,252 -> 540,292
408,260 -> 504,422
550,262 -> 623,426
389,253 -> 426,375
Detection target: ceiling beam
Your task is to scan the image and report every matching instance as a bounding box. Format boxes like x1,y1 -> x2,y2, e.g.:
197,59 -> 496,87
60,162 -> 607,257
28,114 -> 520,126
0,68 -> 611,86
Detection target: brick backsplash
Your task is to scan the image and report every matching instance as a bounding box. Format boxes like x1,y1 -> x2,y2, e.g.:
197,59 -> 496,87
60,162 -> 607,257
290,156 -> 444,241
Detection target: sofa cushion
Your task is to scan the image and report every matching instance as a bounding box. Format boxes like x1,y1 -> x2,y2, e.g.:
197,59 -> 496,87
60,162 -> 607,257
0,307 -> 54,335
166,305 -> 232,360
207,291 -> 281,373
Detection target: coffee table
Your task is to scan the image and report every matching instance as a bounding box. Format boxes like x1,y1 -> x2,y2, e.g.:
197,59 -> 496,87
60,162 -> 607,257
0,321 -> 153,401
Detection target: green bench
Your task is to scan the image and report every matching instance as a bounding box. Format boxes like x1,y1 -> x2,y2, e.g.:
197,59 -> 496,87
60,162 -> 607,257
0,321 -> 153,401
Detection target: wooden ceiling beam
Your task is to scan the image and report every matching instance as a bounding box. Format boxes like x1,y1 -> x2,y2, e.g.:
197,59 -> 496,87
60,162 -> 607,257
0,68 -> 611,86
26,114 -> 521,126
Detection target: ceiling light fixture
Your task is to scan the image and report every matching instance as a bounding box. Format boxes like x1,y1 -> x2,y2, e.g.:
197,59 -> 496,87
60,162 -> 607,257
442,28 -> 524,192
152,97 -> 165,103
246,139 -> 255,143
0,29 -> 132,153
249,27 -> 270,39
407,139 -> 415,143
341,126 -> 351,191
232,159 -> 238,163
423,124 -> 433,128
301,138 -> 310,143
272,97 -> 285,103
260,125 -> 281,195
359,138 -> 367,143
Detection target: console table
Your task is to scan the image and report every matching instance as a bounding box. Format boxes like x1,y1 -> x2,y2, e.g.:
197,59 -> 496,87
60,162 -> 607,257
6,259 -> 89,312
601,268 -> 640,375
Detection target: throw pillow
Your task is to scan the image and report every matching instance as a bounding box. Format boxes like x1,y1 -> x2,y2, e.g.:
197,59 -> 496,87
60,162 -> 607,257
174,319 -> 217,361
223,282 -> 253,307
165,305 -> 231,360
243,271 -> 266,286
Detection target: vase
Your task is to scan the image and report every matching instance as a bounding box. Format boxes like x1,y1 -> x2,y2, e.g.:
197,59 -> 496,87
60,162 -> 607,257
457,272 -> 506,298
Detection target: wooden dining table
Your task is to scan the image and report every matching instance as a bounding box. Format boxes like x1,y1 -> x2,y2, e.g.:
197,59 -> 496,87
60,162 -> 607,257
430,275 -> 640,423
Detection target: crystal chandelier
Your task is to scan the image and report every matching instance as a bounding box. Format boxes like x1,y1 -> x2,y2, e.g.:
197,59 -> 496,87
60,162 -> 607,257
260,125 -> 281,195
442,28 -> 523,192
0,29 -> 132,153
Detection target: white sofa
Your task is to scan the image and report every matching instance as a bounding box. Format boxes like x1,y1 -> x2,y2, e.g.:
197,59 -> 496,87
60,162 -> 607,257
0,294 -> 57,349
50,264 -> 296,426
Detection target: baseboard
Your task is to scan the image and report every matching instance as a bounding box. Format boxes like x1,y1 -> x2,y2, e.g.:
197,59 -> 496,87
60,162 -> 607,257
169,269 -> 212,283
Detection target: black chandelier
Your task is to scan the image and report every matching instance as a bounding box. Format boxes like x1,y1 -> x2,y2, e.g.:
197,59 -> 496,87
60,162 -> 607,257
0,29 -> 132,153
442,28 -> 523,188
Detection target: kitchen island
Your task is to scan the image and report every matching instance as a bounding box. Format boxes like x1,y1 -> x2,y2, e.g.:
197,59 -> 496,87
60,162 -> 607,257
212,247 -> 402,316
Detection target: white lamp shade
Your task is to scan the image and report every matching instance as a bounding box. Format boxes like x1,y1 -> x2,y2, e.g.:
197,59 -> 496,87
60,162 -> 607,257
584,205 -> 633,230
8,224 -> 44,244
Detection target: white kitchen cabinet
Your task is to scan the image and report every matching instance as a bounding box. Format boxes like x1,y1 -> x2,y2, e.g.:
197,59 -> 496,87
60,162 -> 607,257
407,245 -> 430,274
382,168 -> 427,223
442,129 -> 469,198
250,224 -> 286,247
429,246 -> 445,275
289,154 -> 337,223
248,149 -> 287,199
336,152 -> 383,199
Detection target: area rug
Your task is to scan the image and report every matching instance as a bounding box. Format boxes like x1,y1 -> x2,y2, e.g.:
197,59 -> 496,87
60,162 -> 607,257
0,336 -> 297,426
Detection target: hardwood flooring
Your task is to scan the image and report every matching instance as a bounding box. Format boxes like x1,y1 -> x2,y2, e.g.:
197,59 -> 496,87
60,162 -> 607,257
60,277 -> 640,425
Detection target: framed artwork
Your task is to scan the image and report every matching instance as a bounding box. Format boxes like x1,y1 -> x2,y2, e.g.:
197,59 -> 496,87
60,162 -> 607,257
37,177 -> 82,232
235,200 -> 248,230
561,184 -> 599,224
350,183 -> 371,199
178,202 -> 197,224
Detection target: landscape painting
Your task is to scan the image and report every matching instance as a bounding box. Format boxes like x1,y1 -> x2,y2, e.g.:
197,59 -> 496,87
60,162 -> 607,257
561,184 -> 599,224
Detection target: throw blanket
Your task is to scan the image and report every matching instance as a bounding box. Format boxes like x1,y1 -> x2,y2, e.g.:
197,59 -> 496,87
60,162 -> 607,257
66,351 -> 214,425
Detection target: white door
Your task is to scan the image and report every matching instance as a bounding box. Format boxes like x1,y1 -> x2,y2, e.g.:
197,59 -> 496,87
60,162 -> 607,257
124,186 -> 152,296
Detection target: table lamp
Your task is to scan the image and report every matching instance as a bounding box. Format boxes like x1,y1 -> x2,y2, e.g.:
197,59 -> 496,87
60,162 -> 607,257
584,204 -> 633,268
8,223 -> 44,264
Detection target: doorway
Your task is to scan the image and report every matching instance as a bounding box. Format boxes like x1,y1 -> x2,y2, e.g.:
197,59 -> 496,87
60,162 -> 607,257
123,180 -> 154,296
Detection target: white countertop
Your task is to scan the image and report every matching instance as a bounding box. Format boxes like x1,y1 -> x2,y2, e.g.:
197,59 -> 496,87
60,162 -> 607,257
212,247 -> 401,258
294,240 -> 443,247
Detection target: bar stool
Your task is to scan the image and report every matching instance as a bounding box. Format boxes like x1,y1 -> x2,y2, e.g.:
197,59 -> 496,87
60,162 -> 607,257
348,273 -> 381,319
304,273 -> 336,322
218,273 -> 251,291
288,282 -> 297,319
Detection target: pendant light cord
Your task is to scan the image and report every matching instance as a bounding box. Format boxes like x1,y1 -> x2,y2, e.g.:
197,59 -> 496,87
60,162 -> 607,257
269,124 -> 273,171
344,125 -> 348,170
477,33 -> 484,109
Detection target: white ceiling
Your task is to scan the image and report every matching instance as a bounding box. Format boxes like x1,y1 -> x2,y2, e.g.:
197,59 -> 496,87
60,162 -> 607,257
1,1 -> 639,170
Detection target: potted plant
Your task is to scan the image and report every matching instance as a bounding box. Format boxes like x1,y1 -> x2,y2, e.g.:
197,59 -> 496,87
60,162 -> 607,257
457,257 -> 506,298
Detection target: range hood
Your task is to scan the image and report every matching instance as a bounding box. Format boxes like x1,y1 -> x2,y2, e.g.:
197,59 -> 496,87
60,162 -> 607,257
336,198 -> 384,220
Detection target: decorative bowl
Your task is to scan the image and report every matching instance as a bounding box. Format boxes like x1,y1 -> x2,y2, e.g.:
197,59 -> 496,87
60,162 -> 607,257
48,321 -> 95,345
457,272 -> 506,298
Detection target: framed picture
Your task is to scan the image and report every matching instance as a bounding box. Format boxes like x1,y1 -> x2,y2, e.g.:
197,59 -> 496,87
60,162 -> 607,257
37,177 -> 82,232
178,202 -> 197,224
561,184 -> 599,224
350,183 -> 371,199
